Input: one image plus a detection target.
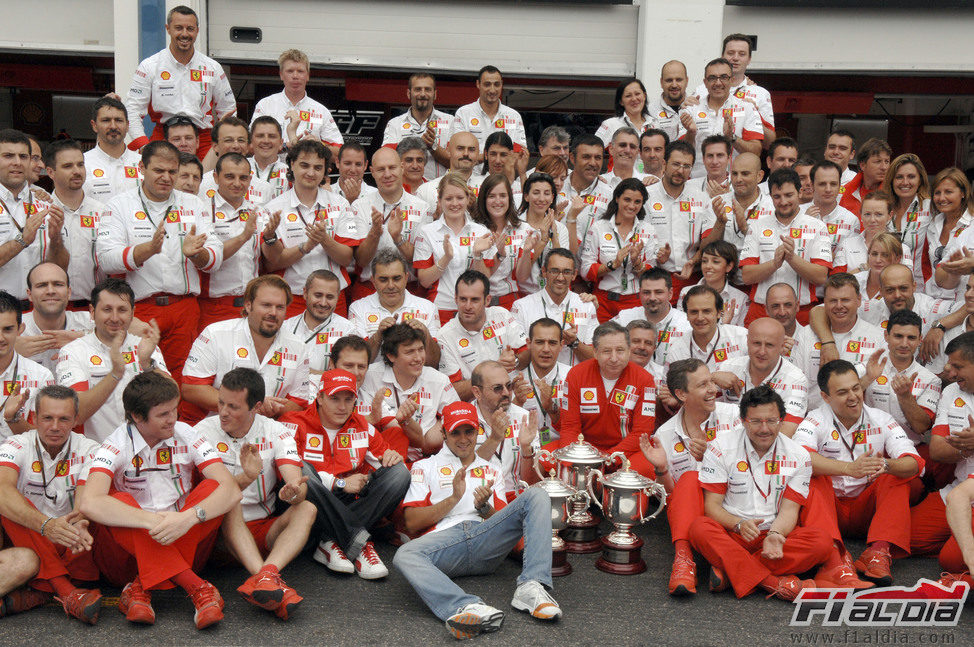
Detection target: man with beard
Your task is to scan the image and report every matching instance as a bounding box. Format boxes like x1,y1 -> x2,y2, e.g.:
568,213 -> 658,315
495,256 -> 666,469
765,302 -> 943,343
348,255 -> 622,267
512,318 -> 571,447
382,73 -> 453,179
83,97 -> 142,201
859,263 -> 957,334
284,270 -> 362,382
646,61 -> 688,141
415,132 -> 484,208
614,268 -> 691,368
182,275 -> 310,423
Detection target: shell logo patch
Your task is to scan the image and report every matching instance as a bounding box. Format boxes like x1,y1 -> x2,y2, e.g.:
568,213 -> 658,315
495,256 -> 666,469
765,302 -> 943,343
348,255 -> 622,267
93,169 -> 105,178
236,348 -> 248,358
31,460 -> 42,473
160,71 -> 171,80
215,211 -> 225,220
765,460 -> 779,475
674,441 -> 685,453
459,339 -> 469,348
132,456 -> 143,470
881,321 -> 888,329
653,202 -> 663,210
384,388 -> 392,397
124,166 -> 139,178
90,355 -> 103,365
763,229 -> 773,237
697,112 -> 707,119
402,123 -> 411,130
658,111 -> 667,118
135,211 -> 147,220
156,447 -> 172,465
736,461 -> 748,472
190,70 -> 202,82
876,376 -> 888,385
814,342 -> 822,350
604,233 -> 613,241
846,340 -> 861,353
470,118 -> 480,126
217,442 -> 229,452
582,388 -> 596,402
440,466 -> 452,476
831,430 -> 840,440
955,398 -> 965,408
367,314 -> 378,323
287,213 -> 298,222
308,437 -> 321,448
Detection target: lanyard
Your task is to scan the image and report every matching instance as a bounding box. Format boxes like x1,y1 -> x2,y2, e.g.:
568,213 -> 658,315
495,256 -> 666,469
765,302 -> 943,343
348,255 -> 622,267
0,190 -> 33,233
295,201 -> 322,228
210,195 -> 249,225
747,358 -> 784,393
138,190 -> 175,228
612,226 -> 632,291
295,313 -> 333,344
34,434 -> 73,507
833,415 -> 868,461
744,438 -> 779,502
0,354 -> 21,414
526,363 -> 558,421
692,328 -> 722,365
653,317 -> 673,364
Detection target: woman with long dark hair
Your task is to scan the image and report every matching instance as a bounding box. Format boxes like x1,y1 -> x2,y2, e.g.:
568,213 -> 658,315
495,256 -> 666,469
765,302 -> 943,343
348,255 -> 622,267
514,172 -> 571,295
472,173 -> 531,308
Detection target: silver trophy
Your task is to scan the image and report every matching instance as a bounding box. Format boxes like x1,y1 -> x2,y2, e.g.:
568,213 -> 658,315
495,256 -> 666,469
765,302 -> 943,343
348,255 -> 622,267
530,470 -> 589,576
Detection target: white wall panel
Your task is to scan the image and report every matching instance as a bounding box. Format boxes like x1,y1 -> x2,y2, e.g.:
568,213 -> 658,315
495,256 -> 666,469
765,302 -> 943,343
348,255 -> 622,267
0,0 -> 114,54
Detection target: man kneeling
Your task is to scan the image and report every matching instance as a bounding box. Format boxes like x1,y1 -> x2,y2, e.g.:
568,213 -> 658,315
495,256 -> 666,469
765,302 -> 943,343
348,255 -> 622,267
394,401 -> 561,640
690,385 -> 833,601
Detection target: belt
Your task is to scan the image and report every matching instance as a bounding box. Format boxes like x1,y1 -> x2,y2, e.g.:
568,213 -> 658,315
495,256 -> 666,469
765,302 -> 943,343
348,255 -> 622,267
606,291 -> 624,302
489,295 -> 500,306
69,299 -> 90,309
139,293 -> 192,307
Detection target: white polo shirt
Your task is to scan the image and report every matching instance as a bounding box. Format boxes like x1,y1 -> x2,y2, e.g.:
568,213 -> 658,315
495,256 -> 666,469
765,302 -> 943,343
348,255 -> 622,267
595,115 -> 654,148
699,428 -> 812,530
0,183 -> 52,299
125,48 -> 236,147
693,78 -> 775,134
715,356 -> 808,425
283,312 -> 361,375
348,292 -> 440,356
739,211 -> 832,306
415,173 -> 485,208
931,383 -> 974,442
474,401 -> 537,497
403,446 -> 507,535
613,306 -> 691,367
83,145 -> 142,203
926,314 -> 974,376
859,292 -> 956,336
449,101 -> 527,152
351,190 -> 433,282
0,430 -> 101,518
195,414 -> 302,522
55,331 -> 168,442
97,187 -> 222,300
412,216 -> 496,311
183,318 -> 312,406
22,310 -> 94,372
677,96 -> 763,178
563,175 -> 613,248
792,317 -> 886,408
382,108 -> 454,180
793,403 -> 921,498
199,193 -> 266,298
515,361 -> 569,446
655,402 -> 742,484
251,91 -> 344,147
0,354 -> 54,439
644,181 -> 713,274
802,202 -> 861,257
664,323 -> 749,373
723,192 -> 774,250
247,158 -> 289,205
198,171 -> 273,208
896,196 -> 932,259
360,364 -> 458,463
921,210 -> 974,300
511,289 -> 597,366
864,359 -> 940,445
438,307 -> 528,382
646,95 -> 682,141
263,187 -> 361,292
677,279 -> 750,327
47,192 -> 107,302
580,217 -> 661,296
599,170 -> 654,192
90,421 -> 223,512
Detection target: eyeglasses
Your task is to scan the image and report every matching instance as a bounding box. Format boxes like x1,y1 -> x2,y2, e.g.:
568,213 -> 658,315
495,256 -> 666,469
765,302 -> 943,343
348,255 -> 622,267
544,268 -> 574,277
705,74 -> 732,83
489,382 -> 514,394
669,162 -> 693,171
447,428 -> 478,438
744,418 -> 781,428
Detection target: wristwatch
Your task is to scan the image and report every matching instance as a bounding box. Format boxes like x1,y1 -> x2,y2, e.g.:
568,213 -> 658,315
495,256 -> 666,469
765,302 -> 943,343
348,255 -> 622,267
194,505 -> 206,523
263,233 -> 279,246
13,234 -> 27,248
335,478 -> 346,491
932,322 -> 947,334
605,259 -> 616,271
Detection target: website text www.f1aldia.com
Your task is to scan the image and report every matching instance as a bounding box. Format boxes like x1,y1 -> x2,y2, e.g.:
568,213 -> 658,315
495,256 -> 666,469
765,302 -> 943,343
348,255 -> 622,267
789,629 -> 956,644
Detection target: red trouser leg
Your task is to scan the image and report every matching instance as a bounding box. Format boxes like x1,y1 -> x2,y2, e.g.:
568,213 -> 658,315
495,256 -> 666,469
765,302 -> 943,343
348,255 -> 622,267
284,295 -> 306,320
104,479 -> 223,590
625,450 -> 657,480
134,297 -> 200,384
910,492 -> 951,556
689,516 -> 770,598
196,130 -> 213,159
667,472 -> 704,543
669,273 -> 701,306
917,443 -> 957,490
196,296 -> 244,333
349,280 -> 375,303
938,519 -> 974,573
799,475 -> 843,544
594,290 -> 640,324
744,302 -> 768,327
836,474 -> 912,557
0,516 -> 99,590
381,425 -> 410,460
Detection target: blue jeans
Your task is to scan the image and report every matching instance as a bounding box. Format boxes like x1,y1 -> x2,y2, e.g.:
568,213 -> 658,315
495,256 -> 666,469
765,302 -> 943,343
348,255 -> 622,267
392,487 -> 553,621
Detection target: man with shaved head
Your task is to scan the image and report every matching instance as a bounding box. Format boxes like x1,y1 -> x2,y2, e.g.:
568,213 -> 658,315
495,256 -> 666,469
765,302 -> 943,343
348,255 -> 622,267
415,131 -> 483,208
352,147 -> 433,298
860,264 -> 958,334
711,317 -> 808,437
647,61 -> 688,140
711,152 -> 773,250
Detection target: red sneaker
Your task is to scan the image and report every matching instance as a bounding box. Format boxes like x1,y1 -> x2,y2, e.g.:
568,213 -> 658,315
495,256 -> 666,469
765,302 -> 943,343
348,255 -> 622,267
708,565 -> 728,593
0,588 -> 51,617
854,546 -> 893,587
763,575 -> 816,602
274,576 -> 303,621
119,580 -> 155,624
815,561 -> 875,590
237,569 -> 284,610
58,588 -> 102,625
938,572 -> 974,589
668,547 -> 697,596
188,581 -> 224,630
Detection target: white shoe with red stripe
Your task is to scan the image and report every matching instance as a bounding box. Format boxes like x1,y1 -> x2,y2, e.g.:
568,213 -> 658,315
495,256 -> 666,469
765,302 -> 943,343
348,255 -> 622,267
353,541 -> 389,579
313,540 -> 354,574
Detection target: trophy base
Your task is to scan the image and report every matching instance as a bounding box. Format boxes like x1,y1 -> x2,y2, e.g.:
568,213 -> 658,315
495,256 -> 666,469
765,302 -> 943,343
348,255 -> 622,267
595,535 -> 646,575
561,517 -> 603,554
552,545 -> 572,577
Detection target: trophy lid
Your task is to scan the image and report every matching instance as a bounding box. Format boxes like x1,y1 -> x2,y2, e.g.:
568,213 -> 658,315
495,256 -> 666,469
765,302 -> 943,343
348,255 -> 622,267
534,474 -> 577,497
552,434 -> 608,464
601,459 -> 656,489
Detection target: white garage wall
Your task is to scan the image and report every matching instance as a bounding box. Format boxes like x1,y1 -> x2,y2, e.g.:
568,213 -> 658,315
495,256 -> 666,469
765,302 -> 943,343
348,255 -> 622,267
0,0 -> 115,54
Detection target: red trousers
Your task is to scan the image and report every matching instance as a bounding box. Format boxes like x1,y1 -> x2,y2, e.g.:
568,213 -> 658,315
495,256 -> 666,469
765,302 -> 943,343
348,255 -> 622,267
438,309 -> 457,326
667,472 -> 704,543
745,301 -> 815,327
135,295 -> 200,384
910,492 -> 951,556
1,513 -> 99,591
801,474 -> 912,558
939,521 -> 974,573
93,479 -> 223,590
381,426 -> 411,462
689,516 -> 832,598
669,272 -> 701,307
197,295 -> 245,334
594,290 -> 640,324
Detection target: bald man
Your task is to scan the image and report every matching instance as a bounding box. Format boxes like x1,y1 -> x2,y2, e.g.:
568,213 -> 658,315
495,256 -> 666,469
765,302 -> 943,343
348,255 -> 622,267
352,148 -> 434,299
647,61 -> 688,141
712,318 -> 808,437
415,132 -> 483,209
860,264 -> 958,335
711,153 -> 773,250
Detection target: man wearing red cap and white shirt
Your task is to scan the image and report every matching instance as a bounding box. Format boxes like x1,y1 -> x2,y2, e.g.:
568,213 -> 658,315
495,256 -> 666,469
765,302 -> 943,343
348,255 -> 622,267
794,359 -> 921,587
449,66 -> 526,157
123,6 -> 235,157
382,73 -> 453,180
81,371 -> 243,629
394,400 -> 561,640
96,141 -> 223,383
281,369 -> 409,580
182,275 -> 310,424
84,97 -> 142,202
559,321 -> 657,476
252,49 -> 344,157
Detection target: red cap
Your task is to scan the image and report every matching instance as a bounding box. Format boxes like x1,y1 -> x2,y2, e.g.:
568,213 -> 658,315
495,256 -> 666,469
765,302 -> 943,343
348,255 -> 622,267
442,401 -> 479,434
318,369 -> 357,396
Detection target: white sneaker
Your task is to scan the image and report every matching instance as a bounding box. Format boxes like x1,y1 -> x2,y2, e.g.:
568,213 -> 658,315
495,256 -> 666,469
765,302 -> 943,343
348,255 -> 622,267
353,541 -> 389,579
511,580 -> 562,620
313,540 -> 354,574
445,602 -> 505,639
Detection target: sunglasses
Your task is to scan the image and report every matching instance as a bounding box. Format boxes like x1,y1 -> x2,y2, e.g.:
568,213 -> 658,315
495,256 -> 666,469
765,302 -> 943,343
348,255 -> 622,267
488,382 -> 514,394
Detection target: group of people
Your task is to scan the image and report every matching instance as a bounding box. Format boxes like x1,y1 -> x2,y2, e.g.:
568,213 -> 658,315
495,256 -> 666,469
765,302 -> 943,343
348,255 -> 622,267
1,2 -> 974,641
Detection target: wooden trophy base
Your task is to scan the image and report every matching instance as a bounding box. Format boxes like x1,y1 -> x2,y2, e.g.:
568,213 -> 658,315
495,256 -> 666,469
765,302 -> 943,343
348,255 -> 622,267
595,535 -> 646,575
561,516 -> 603,554
552,545 -> 572,577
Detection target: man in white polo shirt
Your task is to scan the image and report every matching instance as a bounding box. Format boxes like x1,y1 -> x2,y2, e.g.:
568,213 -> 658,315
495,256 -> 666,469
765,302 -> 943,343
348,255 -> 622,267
182,275 -> 310,424
600,128 -> 650,189
449,66 -> 526,157
0,292 -> 56,440
716,152 -> 772,250
512,248 -> 596,367
55,279 -> 166,443
382,73 -> 453,179
512,318 -> 570,448
665,286 -> 748,373
123,5 -> 236,156
19,263 -> 92,372
803,161 -> 860,264
83,97 -> 142,202
647,61 -> 688,141
563,135 -> 613,246
415,132 -> 484,208
248,117 -> 289,204
613,268 -> 691,368
251,48 -> 343,157
860,264 -> 956,334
